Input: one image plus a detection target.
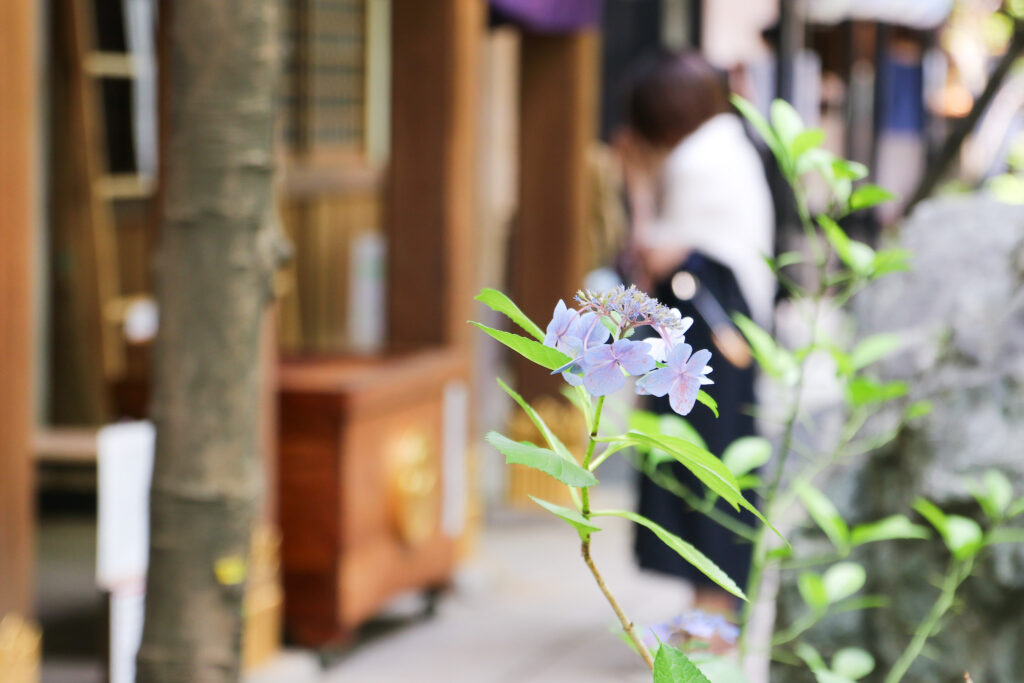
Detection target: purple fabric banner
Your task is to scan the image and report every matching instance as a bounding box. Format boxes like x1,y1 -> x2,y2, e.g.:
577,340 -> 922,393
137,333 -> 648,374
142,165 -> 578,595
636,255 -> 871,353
489,0 -> 601,34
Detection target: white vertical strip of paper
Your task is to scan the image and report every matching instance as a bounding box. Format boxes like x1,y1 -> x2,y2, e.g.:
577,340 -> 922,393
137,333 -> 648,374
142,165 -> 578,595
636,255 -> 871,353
441,380 -> 468,538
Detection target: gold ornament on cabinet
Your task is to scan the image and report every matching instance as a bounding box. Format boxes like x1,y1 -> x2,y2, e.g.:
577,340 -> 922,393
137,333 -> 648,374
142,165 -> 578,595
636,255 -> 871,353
387,429 -> 440,547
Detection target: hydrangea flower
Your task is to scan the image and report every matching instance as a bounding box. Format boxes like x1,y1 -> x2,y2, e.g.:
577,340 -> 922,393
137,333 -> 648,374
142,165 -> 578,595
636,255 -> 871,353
543,299 -> 579,353
646,316 -> 694,363
636,343 -> 713,416
643,610 -> 739,648
582,339 -> 655,396
544,301 -> 609,386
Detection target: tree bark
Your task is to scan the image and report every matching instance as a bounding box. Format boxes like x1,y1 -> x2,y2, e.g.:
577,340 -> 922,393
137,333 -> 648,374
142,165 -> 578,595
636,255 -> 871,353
136,1 -> 285,680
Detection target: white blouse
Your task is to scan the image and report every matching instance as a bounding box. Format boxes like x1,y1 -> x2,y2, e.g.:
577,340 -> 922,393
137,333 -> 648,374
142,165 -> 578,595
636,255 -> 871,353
638,112 -> 776,328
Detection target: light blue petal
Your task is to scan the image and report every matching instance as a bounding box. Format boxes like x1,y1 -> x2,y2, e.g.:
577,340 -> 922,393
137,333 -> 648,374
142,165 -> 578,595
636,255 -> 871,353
668,375 -> 701,416
584,363 -> 625,396
667,342 -> 694,372
635,367 -> 674,397
615,340 -> 655,375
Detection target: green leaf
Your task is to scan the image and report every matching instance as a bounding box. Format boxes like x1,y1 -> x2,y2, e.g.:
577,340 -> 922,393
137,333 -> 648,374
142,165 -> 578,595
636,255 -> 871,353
823,562 -> 866,603
871,248 -> 913,276
849,184 -> 897,212
470,322 -> 571,371
971,469 -> 1014,520
474,288 -> 545,341
659,413 -> 708,451
798,571 -> 828,610
595,509 -> 746,599
850,333 -> 904,370
790,128 -> 826,161
696,390 -> 719,418
850,515 -> 931,545
795,643 -> 827,671
1008,497 -> 1024,518
496,378 -> 576,465
770,99 -> 805,148
722,437 -> 772,477
986,527 -> 1024,545
832,158 -> 869,181
819,215 -> 876,276
732,313 -> 798,383
653,643 -> 712,683
732,95 -> 786,170
944,515 -> 984,559
905,400 -> 933,421
773,251 -> 806,269
796,480 -> 850,550
831,648 -> 875,681
529,496 -> 600,539
846,377 -> 907,407
913,498 -> 948,536
485,432 -> 597,487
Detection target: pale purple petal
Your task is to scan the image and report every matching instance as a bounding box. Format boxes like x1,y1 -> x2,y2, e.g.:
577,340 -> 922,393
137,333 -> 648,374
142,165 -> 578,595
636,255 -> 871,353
684,348 -> 713,375
635,367 -> 675,397
572,312 -> 610,348
668,374 -> 702,416
583,362 -> 625,396
666,343 -> 694,373
614,339 -> 655,375
544,299 -> 578,349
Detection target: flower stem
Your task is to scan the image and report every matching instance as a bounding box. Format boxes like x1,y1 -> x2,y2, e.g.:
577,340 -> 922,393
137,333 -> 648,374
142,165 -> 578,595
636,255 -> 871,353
581,536 -> 655,670
578,396 -> 654,670
883,558 -> 973,683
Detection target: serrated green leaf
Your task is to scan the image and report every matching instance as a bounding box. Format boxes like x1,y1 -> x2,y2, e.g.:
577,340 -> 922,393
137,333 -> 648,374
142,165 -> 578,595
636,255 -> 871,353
474,288 -> 545,341
595,509 -> 746,599
832,158 -> 869,181
654,644 -> 713,683
770,99 -> 805,148
849,184 -> 896,212
905,400 -> 932,421
971,469 -> 1014,520
529,496 -> 600,539
945,515 -> 984,559
795,643 -> 827,671
722,437 -> 772,477
732,313 -> 798,383
496,378 -> 576,464
471,321 -> 571,371
659,413 -> 708,451
871,248 -> 913,276
790,128 -> 826,162
914,498 -> 948,535
850,333 -> 904,370
846,377 -> 907,407
831,648 -> 875,680
796,480 -> 850,550
610,430 -> 784,542
774,251 -> 806,269
732,95 -> 787,170
823,562 -> 866,603
696,390 -> 719,418
798,571 -> 828,610
850,514 -> 931,545
485,432 -> 597,487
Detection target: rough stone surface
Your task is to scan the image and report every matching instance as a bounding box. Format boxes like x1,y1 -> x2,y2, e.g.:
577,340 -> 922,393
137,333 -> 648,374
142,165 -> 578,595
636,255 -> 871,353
774,196 -> 1024,683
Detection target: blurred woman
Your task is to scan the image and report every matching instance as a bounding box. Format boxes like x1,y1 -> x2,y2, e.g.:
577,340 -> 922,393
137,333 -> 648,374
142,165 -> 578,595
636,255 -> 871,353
617,51 -> 774,616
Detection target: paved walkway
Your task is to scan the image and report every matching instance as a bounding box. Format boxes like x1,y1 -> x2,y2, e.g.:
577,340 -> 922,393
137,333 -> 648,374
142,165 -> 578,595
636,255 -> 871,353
249,487 -> 705,683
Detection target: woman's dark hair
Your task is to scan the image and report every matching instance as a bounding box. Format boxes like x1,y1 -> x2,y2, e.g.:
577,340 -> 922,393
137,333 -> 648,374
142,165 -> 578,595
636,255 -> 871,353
625,50 -> 730,148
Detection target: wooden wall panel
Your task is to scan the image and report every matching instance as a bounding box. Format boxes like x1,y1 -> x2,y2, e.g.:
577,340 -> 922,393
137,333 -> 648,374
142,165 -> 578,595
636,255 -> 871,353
387,0 -> 482,349
513,31 -> 598,399
0,0 -> 37,619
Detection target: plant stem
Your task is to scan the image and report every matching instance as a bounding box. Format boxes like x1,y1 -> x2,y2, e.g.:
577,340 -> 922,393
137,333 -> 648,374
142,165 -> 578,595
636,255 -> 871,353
581,537 -> 655,670
577,396 -> 654,670
883,558 -> 973,683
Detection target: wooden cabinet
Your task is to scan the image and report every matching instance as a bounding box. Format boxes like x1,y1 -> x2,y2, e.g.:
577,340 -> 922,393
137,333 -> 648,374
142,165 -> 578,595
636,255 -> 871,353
277,350 -> 467,646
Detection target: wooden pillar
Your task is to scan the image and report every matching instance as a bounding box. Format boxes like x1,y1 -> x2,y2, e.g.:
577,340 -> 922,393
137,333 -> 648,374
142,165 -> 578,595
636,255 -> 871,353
513,31 -> 598,399
0,0 -> 37,621
387,0 -> 482,350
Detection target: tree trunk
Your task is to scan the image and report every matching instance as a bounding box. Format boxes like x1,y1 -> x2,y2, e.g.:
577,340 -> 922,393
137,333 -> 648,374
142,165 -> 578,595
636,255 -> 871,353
136,1 -> 284,680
